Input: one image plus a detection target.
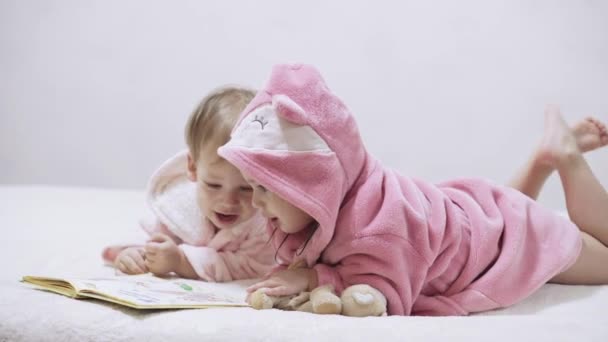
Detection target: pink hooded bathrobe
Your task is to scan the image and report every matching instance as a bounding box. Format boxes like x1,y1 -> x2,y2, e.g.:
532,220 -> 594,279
218,64 -> 582,315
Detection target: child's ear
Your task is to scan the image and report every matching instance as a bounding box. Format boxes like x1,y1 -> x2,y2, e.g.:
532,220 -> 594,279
272,94 -> 308,125
186,153 -> 197,182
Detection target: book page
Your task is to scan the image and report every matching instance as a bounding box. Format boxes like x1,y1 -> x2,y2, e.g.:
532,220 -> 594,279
25,274 -> 253,309
21,276 -> 83,298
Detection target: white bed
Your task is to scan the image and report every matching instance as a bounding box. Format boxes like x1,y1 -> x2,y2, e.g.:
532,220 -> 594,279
1,185 -> 607,342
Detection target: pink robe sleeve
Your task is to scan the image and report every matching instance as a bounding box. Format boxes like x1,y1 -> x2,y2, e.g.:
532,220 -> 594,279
179,228 -> 275,282
312,234 -> 428,316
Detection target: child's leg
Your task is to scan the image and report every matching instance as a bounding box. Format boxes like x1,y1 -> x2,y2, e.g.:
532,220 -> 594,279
508,115 -> 608,200
541,106 -> 608,245
550,232 -> 608,284
507,159 -> 552,200
541,105 -> 608,285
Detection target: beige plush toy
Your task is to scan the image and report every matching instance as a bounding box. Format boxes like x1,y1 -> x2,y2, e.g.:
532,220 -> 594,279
340,284 -> 387,317
249,283 -> 387,317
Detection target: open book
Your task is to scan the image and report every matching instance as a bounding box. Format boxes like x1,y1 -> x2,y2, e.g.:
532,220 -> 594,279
21,274 -> 251,309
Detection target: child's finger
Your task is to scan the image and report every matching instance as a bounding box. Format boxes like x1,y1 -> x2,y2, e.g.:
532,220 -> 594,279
245,292 -> 252,303
247,287 -> 272,299
145,254 -> 155,263
137,248 -> 146,258
126,256 -> 146,274
144,258 -> 153,270
263,286 -> 291,297
246,279 -> 279,293
246,282 -> 266,293
117,260 -> 128,274
145,243 -> 159,254
132,251 -> 148,271
119,258 -> 138,274
133,253 -> 146,265
147,233 -> 169,243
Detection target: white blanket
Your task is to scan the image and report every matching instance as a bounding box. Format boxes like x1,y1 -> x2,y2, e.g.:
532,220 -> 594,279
0,186 -> 606,341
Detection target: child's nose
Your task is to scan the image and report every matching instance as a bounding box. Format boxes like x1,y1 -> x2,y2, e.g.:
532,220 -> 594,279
223,190 -> 240,205
251,192 -> 263,209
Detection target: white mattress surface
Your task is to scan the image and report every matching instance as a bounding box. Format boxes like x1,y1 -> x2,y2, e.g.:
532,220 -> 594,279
1,185 -> 606,341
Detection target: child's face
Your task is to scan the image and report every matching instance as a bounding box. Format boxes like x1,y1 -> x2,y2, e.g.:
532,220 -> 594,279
187,149 -> 256,230
244,175 -> 314,234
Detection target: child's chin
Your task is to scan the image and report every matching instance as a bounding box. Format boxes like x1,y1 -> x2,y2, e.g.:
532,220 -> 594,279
214,221 -> 237,230
206,217 -> 234,230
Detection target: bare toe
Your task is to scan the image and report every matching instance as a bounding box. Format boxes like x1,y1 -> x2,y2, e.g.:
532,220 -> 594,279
590,117 -> 606,131
571,116 -> 608,152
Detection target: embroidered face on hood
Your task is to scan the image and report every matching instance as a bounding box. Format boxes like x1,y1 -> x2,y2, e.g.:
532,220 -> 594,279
218,63 -> 367,266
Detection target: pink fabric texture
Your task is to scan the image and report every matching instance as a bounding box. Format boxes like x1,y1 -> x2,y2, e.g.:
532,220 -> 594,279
101,150 -> 275,282
218,63 -> 582,315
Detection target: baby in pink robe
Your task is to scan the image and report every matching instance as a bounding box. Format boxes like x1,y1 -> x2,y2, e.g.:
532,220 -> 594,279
219,63 -> 608,314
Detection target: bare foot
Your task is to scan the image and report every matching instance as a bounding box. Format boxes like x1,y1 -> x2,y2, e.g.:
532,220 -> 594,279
536,105 -> 583,168
572,117 -> 608,152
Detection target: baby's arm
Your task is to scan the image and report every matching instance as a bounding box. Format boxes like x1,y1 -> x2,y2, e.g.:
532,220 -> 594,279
246,266 -> 318,296
144,233 -> 197,278
246,234 -> 425,315
144,232 -> 273,281
180,227 -> 276,282
309,235 -> 425,315
180,244 -> 275,282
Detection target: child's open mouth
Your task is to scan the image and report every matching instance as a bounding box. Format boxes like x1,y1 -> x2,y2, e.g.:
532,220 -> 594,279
215,212 -> 238,224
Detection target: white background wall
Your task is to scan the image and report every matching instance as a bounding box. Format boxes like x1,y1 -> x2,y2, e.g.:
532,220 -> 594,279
1,0 -> 606,210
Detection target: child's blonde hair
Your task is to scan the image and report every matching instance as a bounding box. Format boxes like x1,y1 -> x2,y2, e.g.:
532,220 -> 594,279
185,86 -> 255,161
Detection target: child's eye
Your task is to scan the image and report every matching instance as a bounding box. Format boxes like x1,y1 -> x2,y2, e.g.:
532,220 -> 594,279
240,186 -> 253,192
204,182 -> 221,189
257,185 -> 267,192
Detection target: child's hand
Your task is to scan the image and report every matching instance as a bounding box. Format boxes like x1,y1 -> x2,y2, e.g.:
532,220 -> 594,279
246,268 -> 317,297
144,233 -> 182,276
114,247 -> 148,274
